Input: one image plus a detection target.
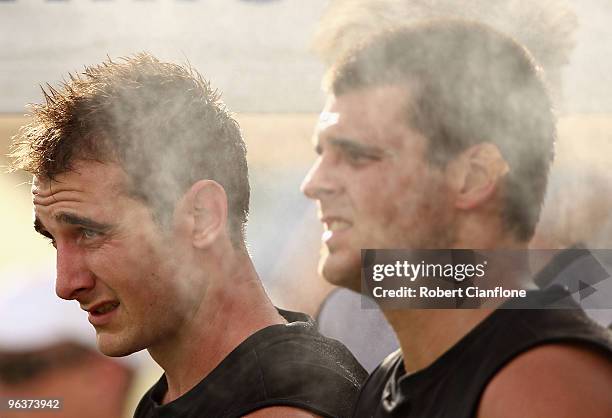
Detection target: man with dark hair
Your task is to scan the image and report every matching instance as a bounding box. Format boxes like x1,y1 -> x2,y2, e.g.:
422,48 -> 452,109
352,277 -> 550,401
11,53 -> 366,418
302,20 -> 612,417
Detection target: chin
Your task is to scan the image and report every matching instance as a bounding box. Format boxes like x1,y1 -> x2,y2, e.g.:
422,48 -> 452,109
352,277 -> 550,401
319,250 -> 362,292
96,333 -> 140,357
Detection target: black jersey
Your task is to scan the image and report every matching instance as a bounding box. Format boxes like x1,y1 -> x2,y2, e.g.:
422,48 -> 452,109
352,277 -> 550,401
134,309 -> 367,418
352,286 -> 612,418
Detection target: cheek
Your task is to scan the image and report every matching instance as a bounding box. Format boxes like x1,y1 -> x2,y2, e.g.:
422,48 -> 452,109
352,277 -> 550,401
357,173 -> 416,220
358,173 -> 446,244
87,239 -> 164,290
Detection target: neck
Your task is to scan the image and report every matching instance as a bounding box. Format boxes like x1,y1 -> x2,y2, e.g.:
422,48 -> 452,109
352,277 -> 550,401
385,238 -> 532,373
149,250 -> 285,403
384,308 -> 493,373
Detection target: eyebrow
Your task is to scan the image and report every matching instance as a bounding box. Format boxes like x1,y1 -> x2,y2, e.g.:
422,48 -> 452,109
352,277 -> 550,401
56,213 -> 113,231
319,137 -> 389,158
34,213 -> 113,236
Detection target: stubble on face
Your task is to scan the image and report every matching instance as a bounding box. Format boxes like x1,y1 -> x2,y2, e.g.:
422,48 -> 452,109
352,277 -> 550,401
318,170 -> 458,292
306,86 -> 459,292
31,161 -> 204,358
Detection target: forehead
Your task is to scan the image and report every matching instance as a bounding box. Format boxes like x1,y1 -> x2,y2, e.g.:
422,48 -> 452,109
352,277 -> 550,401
31,160 -> 128,198
316,85 -> 415,146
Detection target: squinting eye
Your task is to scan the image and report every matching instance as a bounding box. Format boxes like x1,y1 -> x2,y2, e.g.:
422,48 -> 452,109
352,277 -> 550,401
81,229 -> 100,239
346,151 -> 370,164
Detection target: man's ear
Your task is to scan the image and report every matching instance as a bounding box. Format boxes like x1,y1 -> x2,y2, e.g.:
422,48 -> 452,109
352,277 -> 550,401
447,143 -> 510,210
185,180 -> 228,249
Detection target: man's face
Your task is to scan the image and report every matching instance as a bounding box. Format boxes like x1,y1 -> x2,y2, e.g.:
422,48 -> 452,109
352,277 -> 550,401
301,85 -> 457,290
32,161 -> 199,356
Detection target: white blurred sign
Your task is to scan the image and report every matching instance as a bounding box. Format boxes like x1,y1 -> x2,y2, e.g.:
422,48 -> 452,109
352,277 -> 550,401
0,0 -> 611,113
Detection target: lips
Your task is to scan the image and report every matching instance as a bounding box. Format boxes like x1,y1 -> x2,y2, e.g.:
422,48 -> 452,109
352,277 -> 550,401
327,219 -> 351,231
84,301 -> 120,326
91,301 -> 119,315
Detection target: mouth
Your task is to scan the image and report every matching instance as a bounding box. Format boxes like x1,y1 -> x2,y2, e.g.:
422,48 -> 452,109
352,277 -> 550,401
321,217 -> 352,244
90,301 -> 120,315
84,301 -> 120,326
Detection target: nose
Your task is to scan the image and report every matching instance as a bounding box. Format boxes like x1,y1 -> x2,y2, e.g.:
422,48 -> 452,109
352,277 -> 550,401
301,156 -> 339,201
55,242 -> 95,300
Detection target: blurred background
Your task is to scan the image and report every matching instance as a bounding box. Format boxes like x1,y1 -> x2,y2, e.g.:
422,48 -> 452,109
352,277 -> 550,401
1,0 -> 611,416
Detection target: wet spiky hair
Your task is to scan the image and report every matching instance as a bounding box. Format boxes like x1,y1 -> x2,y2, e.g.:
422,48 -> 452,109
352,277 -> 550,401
10,53 -> 250,246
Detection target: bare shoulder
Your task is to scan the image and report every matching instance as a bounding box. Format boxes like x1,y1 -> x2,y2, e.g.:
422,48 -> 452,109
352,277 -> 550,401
477,343 -> 612,418
242,406 -> 323,418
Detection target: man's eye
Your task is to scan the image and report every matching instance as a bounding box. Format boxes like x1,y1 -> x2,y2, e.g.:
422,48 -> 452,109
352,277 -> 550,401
345,151 -> 374,165
80,229 -> 100,240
